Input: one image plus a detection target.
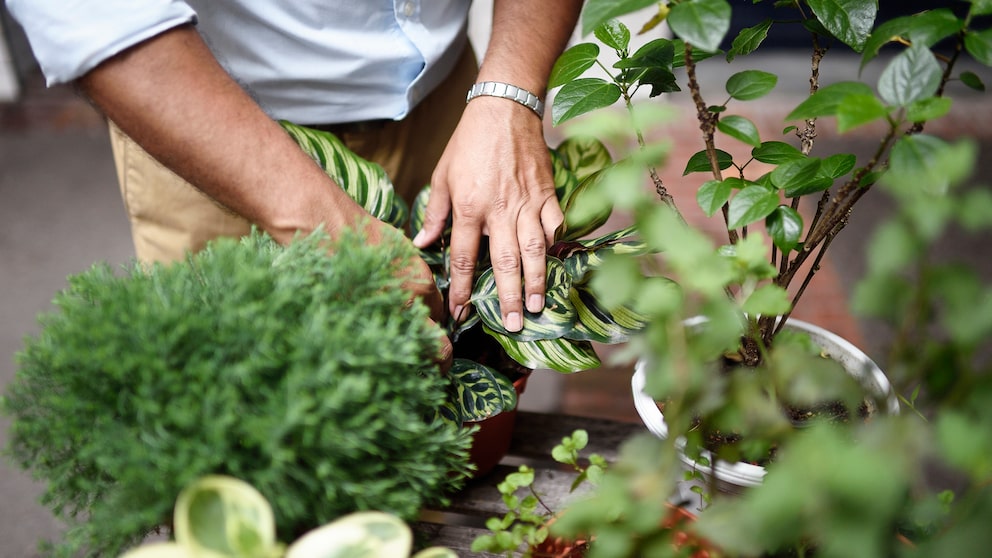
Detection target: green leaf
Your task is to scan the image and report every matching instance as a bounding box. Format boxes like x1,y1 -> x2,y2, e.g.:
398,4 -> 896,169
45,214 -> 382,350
448,359 -> 517,422
551,78 -> 623,126
728,185 -> 780,229
550,149 -> 580,211
280,121 -> 407,228
725,70 -> 778,101
671,38 -> 722,68
806,0 -> 878,52
906,96 -> 953,123
472,258 -> 576,341
836,93 -> 890,132
878,44 -> 942,107
742,284 -> 792,317
972,0 -> 992,16
727,19 -> 772,62
668,0 -> 732,53
767,206 -> 804,253
819,153 -> 857,180
960,71 -> 986,91
556,136 -> 612,183
615,39 -> 681,97
549,43 -> 601,88
683,148 -> 734,175
594,19 -> 631,53
771,157 -> 827,196
559,237 -> 648,284
964,27 -> 992,66
485,326 -> 601,372
885,134 -> 974,195
174,476 -> 277,557
560,170 -> 614,241
786,81 -> 874,120
581,0 -> 658,36
697,179 -> 733,217
752,141 -> 804,164
717,115 -> 761,147
565,286 -> 650,343
861,9 -> 961,69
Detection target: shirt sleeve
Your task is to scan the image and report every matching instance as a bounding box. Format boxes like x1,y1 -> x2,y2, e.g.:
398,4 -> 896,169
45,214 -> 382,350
6,0 -> 197,85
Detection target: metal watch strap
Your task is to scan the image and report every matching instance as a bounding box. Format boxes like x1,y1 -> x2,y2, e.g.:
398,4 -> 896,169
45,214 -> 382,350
466,81 -> 545,119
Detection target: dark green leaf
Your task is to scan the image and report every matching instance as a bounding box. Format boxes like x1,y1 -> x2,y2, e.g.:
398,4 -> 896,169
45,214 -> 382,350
565,286 -> 650,343
786,81 -> 874,120
767,206 -> 804,253
964,27 -> 992,66
550,149 -> 580,211
615,39 -> 680,96
717,115 -> 761,147
549,43 -> 601,89
448,359 -> 517,422
472,258 -> 576,341
836,93 -> 890,132
727,19 -> 772,62
594,19 -> 631,53
906,97 -> 953,123
960,71 -> 986,91
878,44 -> 942,107
770,157 -> 821,191
861,9 -> 961,69
972,0 -> 992,16
727,185 -> 780,229
683,149 -> 734,175
551,78 -> 623,126
806,0 -> 878,52
697,179 -> 732,217
725,70 -> 778,101
484,326 -> 601,372
560,170 -> 614,241
819,153 -> 857,180
581,0 -> 659,36
752,141 -> 804,164
668,0 -> 732,53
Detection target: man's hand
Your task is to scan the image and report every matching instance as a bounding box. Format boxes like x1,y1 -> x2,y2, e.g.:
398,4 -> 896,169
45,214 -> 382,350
413,98 -> 562,332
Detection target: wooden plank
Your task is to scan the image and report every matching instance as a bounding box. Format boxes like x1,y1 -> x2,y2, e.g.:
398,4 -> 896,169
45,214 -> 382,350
507,411 -> 645,463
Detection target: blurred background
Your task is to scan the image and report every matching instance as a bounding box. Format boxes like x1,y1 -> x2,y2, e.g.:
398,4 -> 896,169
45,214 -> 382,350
2,2 -> 989,557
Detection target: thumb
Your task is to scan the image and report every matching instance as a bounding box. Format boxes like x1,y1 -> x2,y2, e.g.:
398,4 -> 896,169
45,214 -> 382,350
412,184 -> 452,249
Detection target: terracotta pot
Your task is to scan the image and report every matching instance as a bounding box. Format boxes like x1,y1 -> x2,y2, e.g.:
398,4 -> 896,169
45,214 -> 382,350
467,372 -> 530,477
531,516 -> 589,558
631,317 -> 900,497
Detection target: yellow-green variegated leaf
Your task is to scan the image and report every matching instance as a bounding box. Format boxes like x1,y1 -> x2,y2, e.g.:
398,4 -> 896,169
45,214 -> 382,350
280,121 -> 408,228
173,476 -> 278,558
551,149 -> 580,212
449,359 -> 517,423
556,136 -> 613,182
285,511 -> 412,558
472,257 -> 576,341
563,240 -> 649,284
484,326 -> 601,373
565,286 -> 650,343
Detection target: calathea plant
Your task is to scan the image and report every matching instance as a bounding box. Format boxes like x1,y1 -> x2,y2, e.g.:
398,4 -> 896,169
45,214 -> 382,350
280,121 -> 654,427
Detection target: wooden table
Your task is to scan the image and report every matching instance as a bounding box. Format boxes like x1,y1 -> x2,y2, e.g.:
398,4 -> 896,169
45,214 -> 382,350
417,411 -> 646,556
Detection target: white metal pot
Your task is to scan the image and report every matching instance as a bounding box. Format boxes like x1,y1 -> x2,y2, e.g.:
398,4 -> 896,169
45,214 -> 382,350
631,317 -> 901,497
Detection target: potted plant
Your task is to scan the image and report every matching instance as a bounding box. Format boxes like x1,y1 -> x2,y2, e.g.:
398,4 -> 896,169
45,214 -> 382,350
543,0 -> 992,556
2,229 -> 474,557
118,475 -> 456,558
544,0 -> 989,486
278,121 -> 656,475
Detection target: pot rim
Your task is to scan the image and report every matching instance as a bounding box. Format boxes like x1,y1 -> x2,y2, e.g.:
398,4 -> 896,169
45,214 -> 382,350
631,316 -> 900,487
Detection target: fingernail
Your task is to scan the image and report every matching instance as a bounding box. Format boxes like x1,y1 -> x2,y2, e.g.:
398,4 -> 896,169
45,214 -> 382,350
505,312 -> 522,332
412,229 -> 426,246
527,294 -> 544,313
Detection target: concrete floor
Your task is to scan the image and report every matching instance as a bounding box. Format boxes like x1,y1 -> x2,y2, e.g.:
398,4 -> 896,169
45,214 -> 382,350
1,55 -> 990,556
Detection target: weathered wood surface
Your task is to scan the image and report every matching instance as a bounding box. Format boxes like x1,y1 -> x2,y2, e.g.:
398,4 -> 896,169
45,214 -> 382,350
417,411 -> 645,556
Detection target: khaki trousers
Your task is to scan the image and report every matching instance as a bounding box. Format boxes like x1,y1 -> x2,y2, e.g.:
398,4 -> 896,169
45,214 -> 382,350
110,45 -> 478,264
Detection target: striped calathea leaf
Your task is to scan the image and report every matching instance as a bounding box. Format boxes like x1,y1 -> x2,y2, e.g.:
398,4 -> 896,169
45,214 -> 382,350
445,359 -> 518,423
484,325 -> 601,373
556,136 -> 612,185
553,224 -> 648,283
552,137 -> 615,242
565,285 -> 650,344
472,257 -> 577,341
279,121 -> 408,228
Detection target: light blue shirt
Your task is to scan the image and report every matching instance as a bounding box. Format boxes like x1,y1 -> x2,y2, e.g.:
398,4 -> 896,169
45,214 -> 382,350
5,0 -> 471,123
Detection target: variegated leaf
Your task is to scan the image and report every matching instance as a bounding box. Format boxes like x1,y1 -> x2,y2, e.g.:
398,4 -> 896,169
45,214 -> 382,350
555,136 -> 613,182
472,257 -> 576,341
448,359 -> 517,423
551,149 -> 580,212
565,286 -> 650,343
563,240 -> 649,284
484,326 -> 601,373
279,121 -> 408,228
559,169 -> 613,241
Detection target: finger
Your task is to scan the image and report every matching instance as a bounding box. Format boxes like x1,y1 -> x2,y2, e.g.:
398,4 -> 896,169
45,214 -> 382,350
431,322 -> 454,374
446,213 -> 483,324
541,197 -> 565,247
518,210 -> 549,314
413,183 -> 452,249
487,218 -> 525,333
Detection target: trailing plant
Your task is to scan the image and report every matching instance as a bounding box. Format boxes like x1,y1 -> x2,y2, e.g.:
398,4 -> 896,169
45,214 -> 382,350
2,228 -> 472,557
542,0 -> 992,556
280,121 -> 655,427
470,429 -> 606,557
118,475 -> 456,558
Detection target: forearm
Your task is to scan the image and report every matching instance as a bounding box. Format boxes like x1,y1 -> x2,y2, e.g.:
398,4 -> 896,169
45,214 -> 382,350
78,25 -> 366,245
480,0 -> 583,92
